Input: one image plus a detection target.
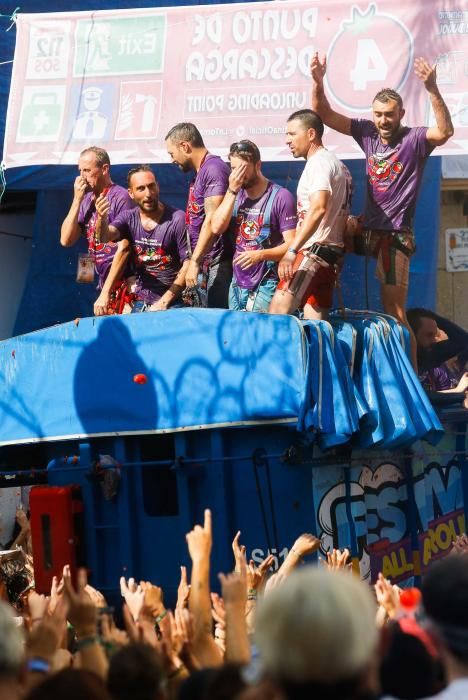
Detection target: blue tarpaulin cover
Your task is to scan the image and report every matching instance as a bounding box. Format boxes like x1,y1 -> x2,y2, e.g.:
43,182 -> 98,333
0,310 -> 443,448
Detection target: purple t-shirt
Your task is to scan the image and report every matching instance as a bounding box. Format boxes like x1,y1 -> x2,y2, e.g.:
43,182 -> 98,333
78,183 -> 135,289
419,365 -> 452,392
186,154 -> 232,263
351,120 -> 434,231
233,183 -> 297,290
112,205 -> 188,304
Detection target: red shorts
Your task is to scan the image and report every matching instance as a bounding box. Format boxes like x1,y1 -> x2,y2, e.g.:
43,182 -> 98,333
277,249 -> 338,309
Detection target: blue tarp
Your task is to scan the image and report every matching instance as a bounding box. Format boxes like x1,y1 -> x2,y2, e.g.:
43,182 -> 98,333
0,310 -> 442,449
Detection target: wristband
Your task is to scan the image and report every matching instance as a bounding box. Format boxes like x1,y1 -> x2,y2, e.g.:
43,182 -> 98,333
154,610 -> 167,625
26,657 -> 50,674
228,188 -> 239,196
287,247 -> 298,255
75,635 -> 99,651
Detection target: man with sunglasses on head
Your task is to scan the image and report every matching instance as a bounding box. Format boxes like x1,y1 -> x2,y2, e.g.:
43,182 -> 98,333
165,122 -> 232,308
191,140 -> 297,312
269,109 -> 352,320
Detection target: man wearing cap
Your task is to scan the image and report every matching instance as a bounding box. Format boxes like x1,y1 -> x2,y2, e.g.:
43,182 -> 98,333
96,165 -> 188,311
165,122 -> 232,308
61,146 -> 136,316
269,109 -> 352,320
191,140 -> 297,312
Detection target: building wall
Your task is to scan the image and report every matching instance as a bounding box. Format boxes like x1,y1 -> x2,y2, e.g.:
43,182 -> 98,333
437,188 -> 468,328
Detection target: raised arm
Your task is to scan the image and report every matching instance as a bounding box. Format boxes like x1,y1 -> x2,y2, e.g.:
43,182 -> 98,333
414,57 -> 454,146
187,509 -> 223,667
60,176 -> 88,247
311,52 -> 352,136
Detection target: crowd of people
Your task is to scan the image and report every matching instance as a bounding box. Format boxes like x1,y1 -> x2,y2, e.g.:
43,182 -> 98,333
2,508 -> 468,700
60,54 -> 454,374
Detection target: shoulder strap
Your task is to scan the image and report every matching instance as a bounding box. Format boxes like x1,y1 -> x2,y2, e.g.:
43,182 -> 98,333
260,183 -> 281,232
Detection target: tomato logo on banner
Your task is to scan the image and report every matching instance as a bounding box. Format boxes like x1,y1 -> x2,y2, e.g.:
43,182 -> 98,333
326,3 -> 413,112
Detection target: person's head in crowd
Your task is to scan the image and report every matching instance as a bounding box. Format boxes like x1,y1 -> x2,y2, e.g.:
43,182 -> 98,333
228,140 -> 262,190
203,664 -> 247,700
78,146 -> 111,194
286,109 -> 324,159
107,642 -> 166,700
178,669 -> 218,700
255,568 -> 379,700
422,555 -> 468,683
127,165 -> 161,214
380,622 -> 444,699
407,308 -> 440,349
25,669 -> 113,700
165,122 -> 206,173
0,601 -> 23,699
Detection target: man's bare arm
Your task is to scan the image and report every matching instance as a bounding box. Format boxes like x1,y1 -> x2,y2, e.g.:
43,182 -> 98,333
311,52 -> 352,136
60,176 -> 88,247
414,57 -> 454,146
149,259 -> 190,311
211,162 -> 248,236
185,194 -> 225,288
279,190 -> 330,282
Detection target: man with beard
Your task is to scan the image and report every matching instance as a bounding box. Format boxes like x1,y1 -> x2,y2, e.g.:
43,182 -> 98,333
61,146 -> 135,316
311,54 -> 454,368
96,166 -> 188,311
269,110 -> 352,321
191,139 -> 297,311
165,122 -> 232,308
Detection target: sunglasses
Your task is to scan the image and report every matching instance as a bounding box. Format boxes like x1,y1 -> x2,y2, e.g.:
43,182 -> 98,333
229,141 -> 260,161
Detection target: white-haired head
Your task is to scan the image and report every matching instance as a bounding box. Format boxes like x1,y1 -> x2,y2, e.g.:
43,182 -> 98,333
255,567 -> 377,686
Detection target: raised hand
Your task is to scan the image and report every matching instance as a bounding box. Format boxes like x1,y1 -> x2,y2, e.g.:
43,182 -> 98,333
291,533 -> 321,558
28,590 -> 49,626
63,568 -> 97,638
322,547 -> 352,571
140,580 -> 165,617
119,576 -> 146,623
176,566 -> 191,610
374,572 -> 401,619
247,555 -> 274,592
73,175 -> 88,202
310,51 -> 327,84
232,530 -> 246,573
95,193 -> 110,219
228,162 -> 247,194
186,509 -> 212,564
414,57 -> 437,91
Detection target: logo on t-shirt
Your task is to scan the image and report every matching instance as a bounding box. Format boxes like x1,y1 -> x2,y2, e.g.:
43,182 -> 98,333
134,244 -> 171,273
237,215 -> 263,242
368,153 -> 403,190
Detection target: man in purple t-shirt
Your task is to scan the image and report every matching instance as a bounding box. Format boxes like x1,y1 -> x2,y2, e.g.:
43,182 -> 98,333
195,140 -> 297,311
311,55 -> 454,368
96,165 -> 188,311
165,122 -> 232,308
61,146 -> 135,316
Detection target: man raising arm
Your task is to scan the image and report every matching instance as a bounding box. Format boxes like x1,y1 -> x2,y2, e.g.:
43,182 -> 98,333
311,53 -> 454,368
